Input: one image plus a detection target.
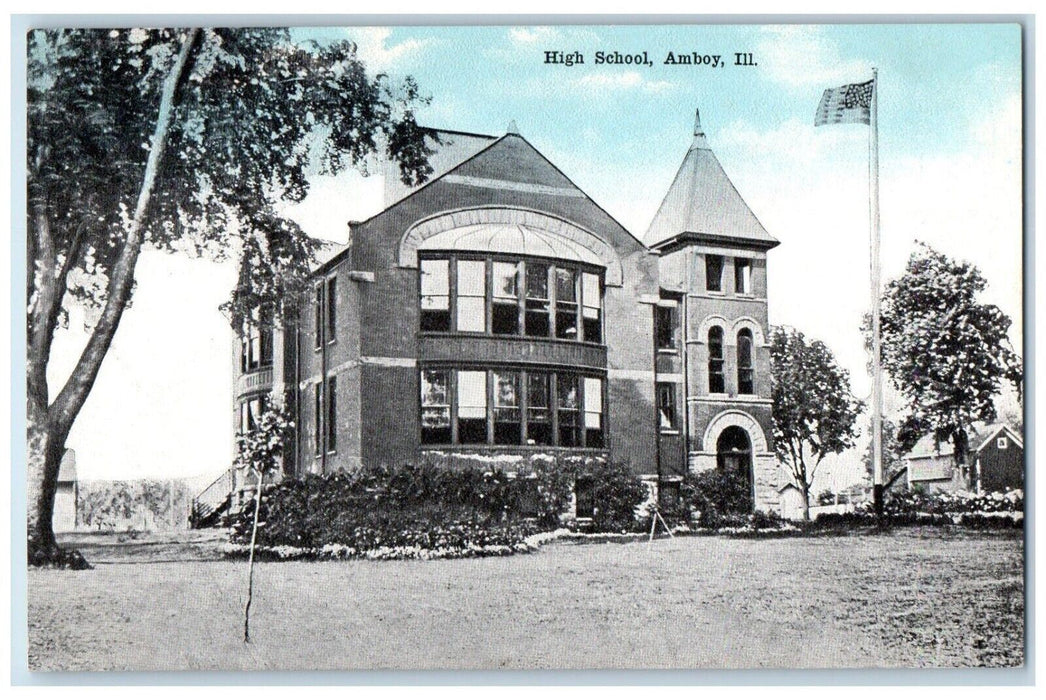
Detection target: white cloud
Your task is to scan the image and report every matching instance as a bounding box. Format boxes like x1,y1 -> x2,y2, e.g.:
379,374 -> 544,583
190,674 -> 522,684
573,71 -> 675,94
508,26 -> 560,45
344,27 -> 434,73
757,25 -> 871,89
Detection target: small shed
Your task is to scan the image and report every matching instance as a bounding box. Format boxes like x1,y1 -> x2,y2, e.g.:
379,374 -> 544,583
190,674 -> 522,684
777,483 -> 806,520
53,449 -> 78,532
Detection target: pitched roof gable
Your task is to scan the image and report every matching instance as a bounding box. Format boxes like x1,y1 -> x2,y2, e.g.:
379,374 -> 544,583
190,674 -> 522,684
645,110 -> 778,249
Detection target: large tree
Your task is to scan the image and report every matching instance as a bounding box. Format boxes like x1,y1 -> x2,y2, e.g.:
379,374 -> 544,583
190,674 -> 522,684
770,326 -> 864,520
875,243 -> 1023,472
27,28 -> 433,566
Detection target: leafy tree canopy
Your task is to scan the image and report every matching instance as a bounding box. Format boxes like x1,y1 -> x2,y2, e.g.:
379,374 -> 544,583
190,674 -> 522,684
770,326 -> 864,516
28,27 -> 433,327
872,243 -> 1022,464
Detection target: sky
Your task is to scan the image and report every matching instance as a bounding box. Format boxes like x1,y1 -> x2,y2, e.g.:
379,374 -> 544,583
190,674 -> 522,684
47,23 -> 1024,490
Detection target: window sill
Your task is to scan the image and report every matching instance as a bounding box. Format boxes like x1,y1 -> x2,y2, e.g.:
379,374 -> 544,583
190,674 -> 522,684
656,347 -> 680,355
659,429 -> 681,436
419,444 -> 608,453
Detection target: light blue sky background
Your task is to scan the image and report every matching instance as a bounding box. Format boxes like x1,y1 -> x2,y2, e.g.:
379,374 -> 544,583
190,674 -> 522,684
47,24 -> 1023,490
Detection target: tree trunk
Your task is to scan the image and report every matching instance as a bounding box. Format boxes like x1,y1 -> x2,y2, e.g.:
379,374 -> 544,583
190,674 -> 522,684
800,484 -> 811,521
26,29 -> 199,568
26,392 -> 89,568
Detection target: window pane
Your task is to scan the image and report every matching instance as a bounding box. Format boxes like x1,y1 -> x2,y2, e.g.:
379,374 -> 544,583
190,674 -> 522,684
314,285 -> 323,348
525,263 -> 550,337
655,306 -> 675,350
326,278 -> 337,340
456,260 -> 487,333
737,329 -> 754,395
658,383 -> 677,430
420,370 -> 451,444
493,371 -> 521,444
735,258 -> 752,294
584,377 -> 604,447
582,273 -> 601,343
420,258 -> 450,296
457,370 -> 487,444
582,272 -> 600,309
526,263 -> 549,299
555,268 -> 579,340
526,373 -> 551,446
314,384 -> 321,454
558,374 -> 580,447
493,262 -> 518,299
709,327 -> 725,393
706,255 -> 723,292
326,377 -> 337,451
457,259 -> 485,295
556,267 -> 577,303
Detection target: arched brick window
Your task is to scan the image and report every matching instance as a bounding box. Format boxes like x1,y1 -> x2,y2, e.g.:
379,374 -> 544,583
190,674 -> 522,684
737,328 -> 754,394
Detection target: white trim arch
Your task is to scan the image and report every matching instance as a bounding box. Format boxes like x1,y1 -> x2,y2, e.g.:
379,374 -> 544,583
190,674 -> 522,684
731,316 -> 767,346
397,207 -> 624,286
702,409 -> 770,454
696,315 -> 729,342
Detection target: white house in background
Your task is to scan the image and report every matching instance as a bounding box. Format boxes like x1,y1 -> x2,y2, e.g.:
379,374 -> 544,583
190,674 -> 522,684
53,449 -> 78,532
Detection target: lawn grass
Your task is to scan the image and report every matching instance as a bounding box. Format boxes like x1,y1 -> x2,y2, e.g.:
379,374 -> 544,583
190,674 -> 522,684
27,527 -> 1023,671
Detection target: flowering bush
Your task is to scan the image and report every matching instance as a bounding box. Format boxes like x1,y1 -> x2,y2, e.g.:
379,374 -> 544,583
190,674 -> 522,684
671,469 -> 754,529
813,488 -> 1025,528
582,460 -> 648,533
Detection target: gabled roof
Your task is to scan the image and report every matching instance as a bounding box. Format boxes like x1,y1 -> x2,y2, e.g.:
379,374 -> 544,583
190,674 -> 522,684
645,110 -> 778,250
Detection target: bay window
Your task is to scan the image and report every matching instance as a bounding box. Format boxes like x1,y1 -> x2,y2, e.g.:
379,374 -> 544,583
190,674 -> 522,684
418,253 -> 603,344
419,367 -> 605,449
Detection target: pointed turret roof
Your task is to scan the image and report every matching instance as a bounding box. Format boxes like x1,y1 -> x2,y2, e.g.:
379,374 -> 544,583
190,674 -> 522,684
644,109 -> 778,250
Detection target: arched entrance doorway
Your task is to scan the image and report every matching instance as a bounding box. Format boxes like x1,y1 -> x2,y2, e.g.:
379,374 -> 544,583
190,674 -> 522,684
716,425 -> 754,512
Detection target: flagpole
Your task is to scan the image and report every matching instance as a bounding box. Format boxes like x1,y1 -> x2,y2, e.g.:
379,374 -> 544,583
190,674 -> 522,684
869,67 -> 884,517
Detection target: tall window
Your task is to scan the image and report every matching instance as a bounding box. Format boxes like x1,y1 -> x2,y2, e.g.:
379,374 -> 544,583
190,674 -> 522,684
555,267 -> 579,339
456,260 -> 487,333
583,377 -> 604,448
526,372 -> 552,445
313,383 -> 321,455
457,370 -> 487,443
655,306 -> 676,351
735,258 -> 752,295
657,382 -> 678,431
708,326 -> 725,393
420,370 -> 452,444
239,394 -> 269,435
525,262 -> 551,337
492,262 -> 520,335
706,255 -> 724,292
557,374 -> 580,447
582,272 -> 602,343
240,307 -> 273,373
314,284 -> 323,349
420,259 -> 451,332
493,371 -> 521,444
325,277 -> 337,342
325,376 -> 337,452
737,329 -> 754,395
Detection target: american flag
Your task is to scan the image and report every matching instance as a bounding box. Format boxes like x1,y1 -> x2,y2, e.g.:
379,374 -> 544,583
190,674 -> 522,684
814,79 -> 874,126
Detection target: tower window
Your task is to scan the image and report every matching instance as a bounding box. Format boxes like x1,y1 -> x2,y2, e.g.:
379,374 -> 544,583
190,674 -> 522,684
526,372 -> 552,446
735,258 -> 752,295
737,328 -> 754,395
706,255 -> 724,292
708,326 -> 725,393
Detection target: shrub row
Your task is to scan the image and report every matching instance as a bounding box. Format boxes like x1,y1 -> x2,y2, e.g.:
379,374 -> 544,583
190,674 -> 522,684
230,461 -> 648,552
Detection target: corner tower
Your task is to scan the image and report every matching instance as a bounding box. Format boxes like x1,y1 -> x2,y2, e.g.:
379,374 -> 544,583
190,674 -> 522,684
646,109 -> 785,513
